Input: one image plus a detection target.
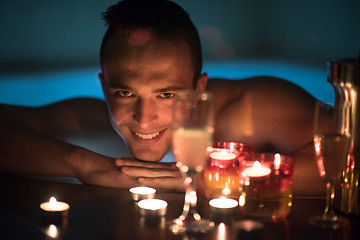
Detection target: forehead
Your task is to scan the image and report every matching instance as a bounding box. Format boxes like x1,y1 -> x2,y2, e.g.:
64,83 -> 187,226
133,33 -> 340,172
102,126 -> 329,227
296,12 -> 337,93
102,36 -> 195,88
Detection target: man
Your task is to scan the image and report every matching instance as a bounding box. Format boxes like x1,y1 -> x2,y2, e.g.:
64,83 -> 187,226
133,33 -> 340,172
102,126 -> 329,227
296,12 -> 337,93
0,0 -> 324,195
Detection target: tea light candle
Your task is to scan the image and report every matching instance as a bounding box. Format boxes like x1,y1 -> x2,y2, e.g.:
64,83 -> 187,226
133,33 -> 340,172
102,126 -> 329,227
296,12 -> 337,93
138,199 -> 168,217
243,161 -> 271,177
129,186 -> 156,201
209,197 -> 239,209
40,197 -> 69,212
209,197 -> 238,219
40,197 -> 69,227
210,149 -> 237,168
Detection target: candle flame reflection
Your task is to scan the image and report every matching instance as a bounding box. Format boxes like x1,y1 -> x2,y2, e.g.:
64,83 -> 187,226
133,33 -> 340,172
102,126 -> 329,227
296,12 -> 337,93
217,223 -> 227,240
239,194 -> 246,207
47,224 -> 58,238
221,185 -> 231,195
274,153 -> 281,170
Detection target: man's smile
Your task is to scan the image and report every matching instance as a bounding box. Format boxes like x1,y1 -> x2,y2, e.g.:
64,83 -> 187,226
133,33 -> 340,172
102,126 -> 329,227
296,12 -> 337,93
135,132 -> 160,140
130,129 -> 167,143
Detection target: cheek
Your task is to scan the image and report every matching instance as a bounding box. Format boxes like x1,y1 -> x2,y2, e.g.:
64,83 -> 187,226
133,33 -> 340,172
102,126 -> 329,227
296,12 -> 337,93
157,104 -> 173,122
108,103 -> 133,124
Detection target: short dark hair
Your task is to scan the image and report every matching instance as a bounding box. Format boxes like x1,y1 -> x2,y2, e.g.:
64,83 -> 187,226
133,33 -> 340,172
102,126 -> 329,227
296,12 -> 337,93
100,0 -> 203,81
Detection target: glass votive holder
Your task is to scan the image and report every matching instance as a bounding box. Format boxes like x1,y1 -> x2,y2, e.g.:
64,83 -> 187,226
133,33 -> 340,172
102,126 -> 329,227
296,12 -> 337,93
203,142 -> 253,199
238,153 -> 293,221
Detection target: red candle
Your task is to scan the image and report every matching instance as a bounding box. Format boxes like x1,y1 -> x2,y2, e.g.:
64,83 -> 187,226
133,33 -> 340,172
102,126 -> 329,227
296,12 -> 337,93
209,149 -> 237,168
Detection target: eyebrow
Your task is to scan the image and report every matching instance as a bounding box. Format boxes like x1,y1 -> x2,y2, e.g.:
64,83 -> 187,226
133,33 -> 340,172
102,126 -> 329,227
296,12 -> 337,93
108,84 -> 184,93
108,83 -> 133,90
153,86 -> 184,93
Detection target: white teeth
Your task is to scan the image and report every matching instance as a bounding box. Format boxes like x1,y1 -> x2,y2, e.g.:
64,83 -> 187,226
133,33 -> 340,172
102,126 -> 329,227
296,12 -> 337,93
135,132 -> 160,140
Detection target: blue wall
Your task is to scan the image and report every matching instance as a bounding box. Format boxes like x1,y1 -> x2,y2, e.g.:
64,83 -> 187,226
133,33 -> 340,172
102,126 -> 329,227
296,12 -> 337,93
0,0 -> 359,105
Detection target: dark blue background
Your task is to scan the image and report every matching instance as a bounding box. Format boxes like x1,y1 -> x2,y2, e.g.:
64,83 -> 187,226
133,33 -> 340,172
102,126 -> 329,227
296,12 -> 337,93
1,0 -> 359,105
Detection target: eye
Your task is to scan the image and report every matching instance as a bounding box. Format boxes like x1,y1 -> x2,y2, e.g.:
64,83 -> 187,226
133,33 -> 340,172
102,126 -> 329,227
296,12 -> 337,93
159,92 -> 174,99
116,90 -> 133,97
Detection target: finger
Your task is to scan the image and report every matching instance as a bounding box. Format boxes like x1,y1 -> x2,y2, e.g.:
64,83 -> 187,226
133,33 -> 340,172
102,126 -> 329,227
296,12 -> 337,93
137,177 -> 185,192
115,158 -> 178,170
121,166 -> 181,178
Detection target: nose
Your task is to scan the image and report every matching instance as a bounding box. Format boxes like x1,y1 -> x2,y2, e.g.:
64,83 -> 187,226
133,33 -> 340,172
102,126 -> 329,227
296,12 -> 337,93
133,98 -> 158,127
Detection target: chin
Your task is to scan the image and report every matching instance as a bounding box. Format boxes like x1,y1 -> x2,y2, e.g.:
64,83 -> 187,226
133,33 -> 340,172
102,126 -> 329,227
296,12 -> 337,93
132,149 -> 167,162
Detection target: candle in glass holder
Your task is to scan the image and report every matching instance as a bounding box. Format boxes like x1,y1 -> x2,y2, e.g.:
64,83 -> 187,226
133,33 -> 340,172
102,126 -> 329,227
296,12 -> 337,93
239,153 -> 293,220
209,149 -> 237,168
242,161 -> 271,177
204,142 -> 254,199
204,148 -> 240,199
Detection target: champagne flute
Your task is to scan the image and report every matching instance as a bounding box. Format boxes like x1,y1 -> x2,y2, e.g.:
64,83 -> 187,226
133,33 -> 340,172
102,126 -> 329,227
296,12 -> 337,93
309,100 -> 351,229
168,90 -> 215,234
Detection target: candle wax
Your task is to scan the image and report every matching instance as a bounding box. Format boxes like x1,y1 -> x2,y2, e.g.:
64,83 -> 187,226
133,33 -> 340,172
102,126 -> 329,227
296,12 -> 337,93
243,161 -> 271,177
209,197 -> 238,209
210,150 -> 236,160
138,199 -> 168,217
40,197 -> 69,212
138,199 -> 168,210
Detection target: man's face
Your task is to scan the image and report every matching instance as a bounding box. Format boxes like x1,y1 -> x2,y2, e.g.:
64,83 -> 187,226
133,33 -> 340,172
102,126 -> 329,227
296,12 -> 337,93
100,36 -> 202,161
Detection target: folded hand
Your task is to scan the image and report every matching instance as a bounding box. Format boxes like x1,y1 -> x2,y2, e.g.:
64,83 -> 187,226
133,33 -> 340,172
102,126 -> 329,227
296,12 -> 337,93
116,157 -> 185,192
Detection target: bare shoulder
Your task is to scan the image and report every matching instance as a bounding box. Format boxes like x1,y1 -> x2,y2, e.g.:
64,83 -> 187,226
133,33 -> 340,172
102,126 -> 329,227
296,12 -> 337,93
207,76 -> 313,99
207,76 -> 317,152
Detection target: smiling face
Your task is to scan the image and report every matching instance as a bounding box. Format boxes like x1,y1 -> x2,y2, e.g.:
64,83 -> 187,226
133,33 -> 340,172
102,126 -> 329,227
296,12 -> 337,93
100,35 -> 206,161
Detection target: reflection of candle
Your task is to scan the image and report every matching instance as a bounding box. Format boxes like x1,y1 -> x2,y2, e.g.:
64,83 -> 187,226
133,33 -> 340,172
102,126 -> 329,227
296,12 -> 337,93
46,224 -> 58,238
40,197 -> 70,212
130,187 -> 156,201
209,197 -> 238,209
243,161 -> 271,177
138,199 -> 168,217
235,220 -> 264,239
210,149 -> 237,168
274,153 -> 281,170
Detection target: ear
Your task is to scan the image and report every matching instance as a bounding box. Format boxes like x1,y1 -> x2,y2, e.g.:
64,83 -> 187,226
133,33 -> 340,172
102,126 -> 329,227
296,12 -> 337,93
98,72 -> 107,98
98,72 -> 105,86
195,72 -> 208,92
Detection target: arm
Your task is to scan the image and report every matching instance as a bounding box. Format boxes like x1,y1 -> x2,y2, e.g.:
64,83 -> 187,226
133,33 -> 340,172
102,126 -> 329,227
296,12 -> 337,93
0,99 -> 139,188
0,98 -> 184,190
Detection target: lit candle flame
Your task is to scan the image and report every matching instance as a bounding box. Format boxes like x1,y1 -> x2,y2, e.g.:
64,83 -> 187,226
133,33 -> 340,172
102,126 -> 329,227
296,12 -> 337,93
49,197 -> 57,208
253,161 -> 261,168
